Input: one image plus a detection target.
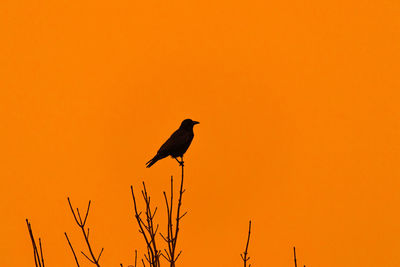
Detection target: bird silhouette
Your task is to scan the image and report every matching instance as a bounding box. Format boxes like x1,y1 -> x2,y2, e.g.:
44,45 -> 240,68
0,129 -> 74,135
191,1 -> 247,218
146,119 -> 199,168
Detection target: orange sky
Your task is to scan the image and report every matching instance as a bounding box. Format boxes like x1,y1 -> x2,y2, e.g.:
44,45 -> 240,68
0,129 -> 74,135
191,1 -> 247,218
1,0 -> 400,266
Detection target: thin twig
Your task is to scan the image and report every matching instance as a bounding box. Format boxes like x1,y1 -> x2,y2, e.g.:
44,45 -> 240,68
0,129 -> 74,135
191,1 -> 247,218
39,238 -> 45,267
135,249 -> 138,267
161,158 -> 187,267
240,220 -> 252,267
132,156 -> 187,267
65,232 -> 80,267
131,184 -> 161,267
66,197 -> 104,267
26,219 -> 45,267
294,247 -> 297,267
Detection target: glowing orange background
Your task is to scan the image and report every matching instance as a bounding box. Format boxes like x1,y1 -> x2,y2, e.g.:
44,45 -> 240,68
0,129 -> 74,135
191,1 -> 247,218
1,0 -> 399,266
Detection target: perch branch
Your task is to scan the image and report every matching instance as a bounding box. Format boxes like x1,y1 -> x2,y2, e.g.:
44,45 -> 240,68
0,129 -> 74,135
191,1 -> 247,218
161,161 -> 186,267
240,220 -> 252,267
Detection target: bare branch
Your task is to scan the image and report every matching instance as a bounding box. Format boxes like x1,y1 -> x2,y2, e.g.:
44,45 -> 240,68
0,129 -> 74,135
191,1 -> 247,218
66,197 -> 104,267
161,162 -> 187,267
26,219 -> 45,267
131,185 -> 161,267
240,220 -> 252,267
83,201 -> 91,225
67,198 -> 81,226
39,238 -> 45,267
97,248 -> 104,262
293,246 -> 307,267
65,232 -> 80,267
81,251 -> 95,263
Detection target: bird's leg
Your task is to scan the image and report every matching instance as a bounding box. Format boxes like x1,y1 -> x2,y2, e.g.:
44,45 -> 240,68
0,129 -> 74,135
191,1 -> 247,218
174,156 -> 184,166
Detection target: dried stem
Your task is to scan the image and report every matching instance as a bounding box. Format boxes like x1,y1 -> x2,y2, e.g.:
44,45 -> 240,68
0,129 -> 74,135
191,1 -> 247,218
293,246 -> 307,267
134,249 -> 138,267
65,232 -> 80,267
66,197 -> 104,267
26,219 -> 45,267
131,184 -> 161,267
240,220 -> 252,267
161,160 -> 186,267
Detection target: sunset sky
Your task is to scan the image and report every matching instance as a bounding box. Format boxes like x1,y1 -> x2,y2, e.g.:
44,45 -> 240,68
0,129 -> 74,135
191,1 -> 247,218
1,0 -> 400,266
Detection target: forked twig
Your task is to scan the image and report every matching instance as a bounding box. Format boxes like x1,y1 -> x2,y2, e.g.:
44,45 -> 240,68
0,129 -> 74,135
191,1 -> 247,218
160,161 -> 186,267
66,197 -> 104,267
131,184 -> 161,267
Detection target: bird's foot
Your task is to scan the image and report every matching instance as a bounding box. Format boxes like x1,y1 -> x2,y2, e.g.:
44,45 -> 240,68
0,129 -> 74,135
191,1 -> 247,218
174,157 -> 184,166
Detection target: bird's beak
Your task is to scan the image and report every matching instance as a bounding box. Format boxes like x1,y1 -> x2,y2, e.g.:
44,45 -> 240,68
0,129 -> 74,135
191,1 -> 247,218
193,121 -> 199,125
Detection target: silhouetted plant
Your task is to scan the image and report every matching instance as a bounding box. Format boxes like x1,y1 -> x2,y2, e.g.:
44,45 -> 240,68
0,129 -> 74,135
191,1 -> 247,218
131,182 -> 161,267
293,246 -> 306,267
240,220 -> 252,267
65,197 -> 104,267
130,162 -> 187,267
26,161 -> 261,267
26,219 -> 45,267
64,232 -> 80,267
160,174 -> 186,267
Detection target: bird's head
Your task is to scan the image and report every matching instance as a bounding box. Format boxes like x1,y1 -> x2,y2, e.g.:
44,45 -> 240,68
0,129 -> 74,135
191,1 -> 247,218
180,119 -> 199,130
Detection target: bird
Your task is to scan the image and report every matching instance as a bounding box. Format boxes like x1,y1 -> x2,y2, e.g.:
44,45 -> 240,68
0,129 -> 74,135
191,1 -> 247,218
146,119 -> 199,168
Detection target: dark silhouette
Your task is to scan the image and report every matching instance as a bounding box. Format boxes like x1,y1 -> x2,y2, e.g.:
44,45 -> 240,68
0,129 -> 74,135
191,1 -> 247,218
66,198 -> 104,267
25,219 -> 45,267
146,119 -> 199,168
240,221 -> 252,267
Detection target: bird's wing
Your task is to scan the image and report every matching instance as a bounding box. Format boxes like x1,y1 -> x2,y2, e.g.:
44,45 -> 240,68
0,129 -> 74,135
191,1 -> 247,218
157,129 -> 192,155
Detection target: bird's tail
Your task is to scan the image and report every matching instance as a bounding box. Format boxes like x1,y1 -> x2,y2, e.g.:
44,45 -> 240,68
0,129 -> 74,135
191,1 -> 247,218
146,154 -> 161,168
